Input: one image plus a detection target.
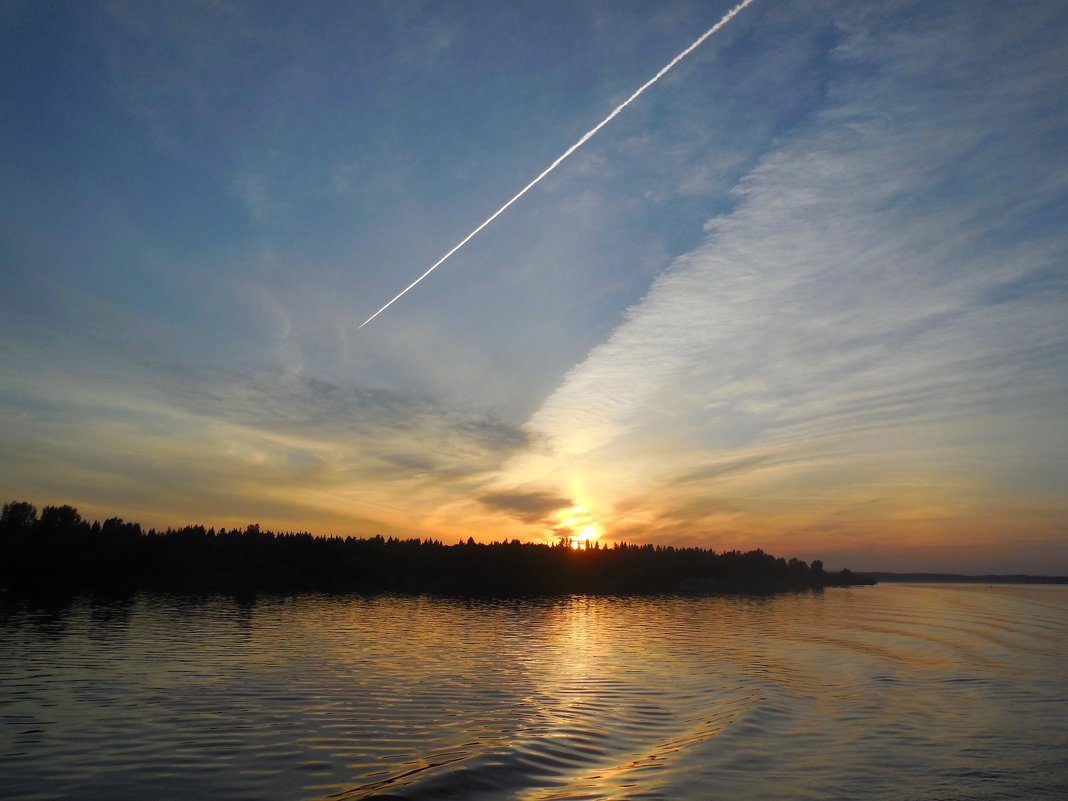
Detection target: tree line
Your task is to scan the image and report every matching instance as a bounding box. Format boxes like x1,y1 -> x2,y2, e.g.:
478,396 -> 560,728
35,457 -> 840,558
1,500 -> 874,596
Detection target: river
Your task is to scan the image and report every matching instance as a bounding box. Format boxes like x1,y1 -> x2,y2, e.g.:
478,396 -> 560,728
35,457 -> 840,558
2,583 -> 1065,800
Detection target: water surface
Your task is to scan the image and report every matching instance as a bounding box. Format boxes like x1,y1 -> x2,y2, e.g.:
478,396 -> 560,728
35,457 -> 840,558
2,584 -> 1065,800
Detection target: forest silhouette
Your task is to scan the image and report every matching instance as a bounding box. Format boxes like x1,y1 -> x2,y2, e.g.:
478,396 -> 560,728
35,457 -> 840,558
1,500 -> 874,596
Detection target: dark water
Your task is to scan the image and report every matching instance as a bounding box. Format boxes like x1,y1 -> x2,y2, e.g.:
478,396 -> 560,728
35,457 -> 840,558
1,584 -> 1065,801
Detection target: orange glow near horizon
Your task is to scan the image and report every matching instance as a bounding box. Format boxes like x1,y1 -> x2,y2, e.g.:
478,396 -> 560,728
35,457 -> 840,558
570,524 -> 599,549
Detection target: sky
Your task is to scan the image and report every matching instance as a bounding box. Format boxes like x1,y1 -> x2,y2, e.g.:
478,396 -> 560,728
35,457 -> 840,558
2,0 -> 1066,573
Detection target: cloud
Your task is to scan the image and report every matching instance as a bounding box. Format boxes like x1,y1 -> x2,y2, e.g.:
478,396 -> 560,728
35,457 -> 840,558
478,490 -> 574,524
178,368 -> 529,459
494,0 -> 1068,569
0,351 -> 533,536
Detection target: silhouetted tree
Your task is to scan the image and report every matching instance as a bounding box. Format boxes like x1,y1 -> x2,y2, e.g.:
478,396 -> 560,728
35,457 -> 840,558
40,505 -> 83,533
1,498 -> 875,596
2,500 -> 38,530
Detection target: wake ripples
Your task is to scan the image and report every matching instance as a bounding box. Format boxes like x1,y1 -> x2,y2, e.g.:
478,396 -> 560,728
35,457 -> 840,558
2,586 -> 1066,800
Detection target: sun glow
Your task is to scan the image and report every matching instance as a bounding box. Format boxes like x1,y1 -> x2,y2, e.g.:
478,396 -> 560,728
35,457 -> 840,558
570,525 -> 599,549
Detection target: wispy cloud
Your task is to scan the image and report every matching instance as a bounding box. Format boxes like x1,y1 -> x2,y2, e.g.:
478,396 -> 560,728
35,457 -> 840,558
478,490 -> 574,524
495,0 -> 1068,569
0,355 -> 530,536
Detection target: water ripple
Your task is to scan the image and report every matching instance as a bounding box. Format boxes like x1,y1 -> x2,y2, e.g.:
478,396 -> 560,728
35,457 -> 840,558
1,585 -> 1066,800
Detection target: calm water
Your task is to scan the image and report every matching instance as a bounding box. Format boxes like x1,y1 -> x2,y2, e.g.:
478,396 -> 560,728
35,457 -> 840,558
1,584 -> 1065,801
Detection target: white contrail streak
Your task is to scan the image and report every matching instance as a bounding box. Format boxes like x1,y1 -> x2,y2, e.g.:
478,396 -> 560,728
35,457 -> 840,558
359,0 -> 757,329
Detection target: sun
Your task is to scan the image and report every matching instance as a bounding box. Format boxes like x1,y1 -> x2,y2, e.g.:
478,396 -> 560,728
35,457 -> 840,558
570,525 -> 599,549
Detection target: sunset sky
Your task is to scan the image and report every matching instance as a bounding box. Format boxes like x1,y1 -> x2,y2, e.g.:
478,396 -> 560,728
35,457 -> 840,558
2,0 -> 1066,573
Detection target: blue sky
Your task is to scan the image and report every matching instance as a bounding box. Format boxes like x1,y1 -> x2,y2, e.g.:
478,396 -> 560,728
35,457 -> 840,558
2,0 -> 1066,572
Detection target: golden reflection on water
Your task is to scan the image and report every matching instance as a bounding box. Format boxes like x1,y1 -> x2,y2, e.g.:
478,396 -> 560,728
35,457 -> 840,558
1,585 -> 1066,801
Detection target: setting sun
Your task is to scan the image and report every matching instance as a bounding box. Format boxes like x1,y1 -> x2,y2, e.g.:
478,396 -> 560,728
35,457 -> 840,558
570,525 -> 599,549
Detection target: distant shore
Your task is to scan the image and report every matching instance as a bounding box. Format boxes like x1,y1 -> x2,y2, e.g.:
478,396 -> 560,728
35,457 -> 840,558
2,500 -> 875,597
862,572 -> 1068,585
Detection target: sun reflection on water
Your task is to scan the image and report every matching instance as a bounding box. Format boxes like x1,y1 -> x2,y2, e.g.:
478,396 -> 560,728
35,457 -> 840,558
3,588 -> 1066,800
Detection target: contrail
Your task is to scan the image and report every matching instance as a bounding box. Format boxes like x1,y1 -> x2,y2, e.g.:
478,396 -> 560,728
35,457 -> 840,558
359,0 -> 757,329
